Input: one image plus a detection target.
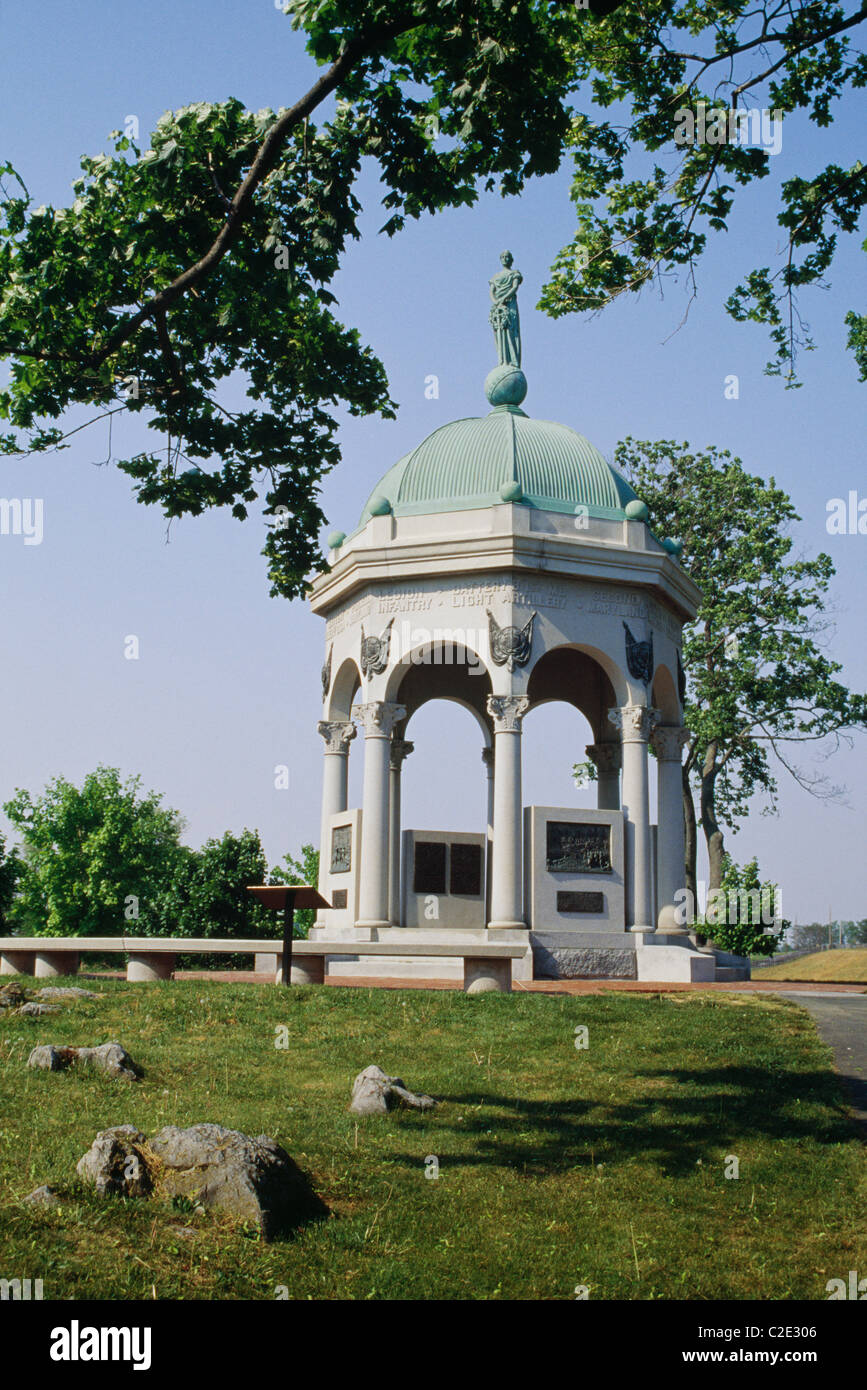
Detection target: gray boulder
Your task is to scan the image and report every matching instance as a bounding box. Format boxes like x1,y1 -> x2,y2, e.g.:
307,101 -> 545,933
76,1123 -> 325,1240
349,1064 -> 438,1116
18,1002 -> 61,1016
0,983 -> 28,1010
76,1126 -> 151,1197
27,1041 -> 141,1081
24,1185 -> 62,1208
36,987 -> 101,1000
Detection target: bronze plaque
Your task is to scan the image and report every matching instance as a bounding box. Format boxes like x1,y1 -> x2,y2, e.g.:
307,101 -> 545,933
449,842 -> 482,897
546,821 -> 611,874
413,840 -> 446,894
330,824 -> 352,874
331,889 -> 348,910
557,891 -> 604,914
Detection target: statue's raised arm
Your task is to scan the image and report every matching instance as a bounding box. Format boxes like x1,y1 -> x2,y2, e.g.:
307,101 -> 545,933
489,250 -> 522,368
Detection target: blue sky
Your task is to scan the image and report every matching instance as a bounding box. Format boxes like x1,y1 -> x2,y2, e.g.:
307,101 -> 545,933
1,0 -> 864,922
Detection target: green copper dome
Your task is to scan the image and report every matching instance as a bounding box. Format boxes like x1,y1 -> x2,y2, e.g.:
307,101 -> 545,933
358,405 -> 639,526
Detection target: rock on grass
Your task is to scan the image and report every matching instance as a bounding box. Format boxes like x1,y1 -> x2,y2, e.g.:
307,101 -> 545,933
349,1064 -> 438,1116
27,1041 -> 142,1081
75,1123 -> 326,1240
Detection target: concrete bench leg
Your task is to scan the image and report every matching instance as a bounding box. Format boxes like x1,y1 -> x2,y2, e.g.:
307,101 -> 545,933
127,953 -> 175,982
464,957 -> 512,994
1,951 -> 36,976
289,957 -> 325,986
34,951 -> 80,978
255,953 -> 279,974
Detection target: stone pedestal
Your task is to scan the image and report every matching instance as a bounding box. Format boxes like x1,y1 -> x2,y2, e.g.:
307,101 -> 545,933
464,956 -> 512,993
127,953 -> 175,982
34,951 -> 79,978
1,950 -> 35,976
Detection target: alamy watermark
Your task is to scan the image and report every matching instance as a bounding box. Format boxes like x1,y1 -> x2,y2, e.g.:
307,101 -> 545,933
673,885 -> 782,930
0,497 -> 43,545
674,103 -> 783,156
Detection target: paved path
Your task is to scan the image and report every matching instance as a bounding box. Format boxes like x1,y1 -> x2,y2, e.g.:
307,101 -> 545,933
789,994 -> 867,1138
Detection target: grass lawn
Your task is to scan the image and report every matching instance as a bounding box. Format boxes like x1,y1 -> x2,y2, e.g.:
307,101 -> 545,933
755,949 -> 867,983
0,978 -> 864,1301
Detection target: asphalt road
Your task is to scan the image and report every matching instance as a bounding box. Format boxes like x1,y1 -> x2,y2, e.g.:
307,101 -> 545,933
791,994 -> 867,1138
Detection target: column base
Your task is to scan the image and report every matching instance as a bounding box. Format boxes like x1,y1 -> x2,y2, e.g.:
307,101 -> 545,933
628,924 -> 654,934
487,920 -> 526,931
657,905 -> 689,934
354,921 -> 390,933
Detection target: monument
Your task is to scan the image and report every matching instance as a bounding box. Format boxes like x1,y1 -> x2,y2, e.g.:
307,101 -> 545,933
307,254 -> 727,984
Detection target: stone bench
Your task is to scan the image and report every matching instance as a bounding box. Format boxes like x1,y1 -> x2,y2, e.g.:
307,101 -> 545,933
0,937 -> 526,992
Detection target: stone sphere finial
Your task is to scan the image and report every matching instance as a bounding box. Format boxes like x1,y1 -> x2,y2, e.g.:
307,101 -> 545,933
485,363 -> 528,407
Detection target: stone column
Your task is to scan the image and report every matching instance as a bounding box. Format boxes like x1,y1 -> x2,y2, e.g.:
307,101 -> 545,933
486,695 -> 529,930
608,705 -> 660,933
482,746 -> 495,922
388,736 -> 414,925
650,724 -> 691,934
586,741 -> 622,810
354,701 -> 407,929
316,720 -> 356,893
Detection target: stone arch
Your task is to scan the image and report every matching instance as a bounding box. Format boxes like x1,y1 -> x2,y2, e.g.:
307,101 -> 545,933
385,638 -> 493,739
526,643 -> 625,739
651,662 -> 680,723
327,656 -> 362,721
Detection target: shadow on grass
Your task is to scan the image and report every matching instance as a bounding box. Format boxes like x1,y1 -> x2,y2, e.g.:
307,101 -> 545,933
384,1065 -> 859,1177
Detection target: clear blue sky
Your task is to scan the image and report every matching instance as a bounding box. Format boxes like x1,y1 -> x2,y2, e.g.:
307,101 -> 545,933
1,1 -> 864,922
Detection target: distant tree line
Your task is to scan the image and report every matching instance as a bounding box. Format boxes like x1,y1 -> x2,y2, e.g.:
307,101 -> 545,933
0,766 -> 318,942
782,921 -> 867,952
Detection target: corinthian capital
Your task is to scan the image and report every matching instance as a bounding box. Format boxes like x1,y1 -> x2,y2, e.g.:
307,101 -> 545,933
390,737 -> 414,771
586,741 -> 622,776
608,705 -> 661,743
352,701 -> 407,739
317,720 -> 356,754
487,694 -> 530,732
650,724 -> 691,762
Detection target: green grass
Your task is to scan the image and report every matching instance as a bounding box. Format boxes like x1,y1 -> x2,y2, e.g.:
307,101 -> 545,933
756,949 -> 867,982
0,978 -> 864,1300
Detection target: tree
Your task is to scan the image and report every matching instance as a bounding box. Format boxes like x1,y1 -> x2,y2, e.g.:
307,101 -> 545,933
150,828 -> 274,940
270,844 -> 320,938
698,854 -> 785,956
2,0 -> 864,595
3,766 -> 184,936
616,438 -> 867,894
788,922 -> 835,951
0,831 -> 22,929
842,918 -> 867,946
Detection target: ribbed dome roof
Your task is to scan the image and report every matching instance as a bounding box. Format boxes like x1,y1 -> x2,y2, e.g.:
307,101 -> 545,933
359,404 -> 637,526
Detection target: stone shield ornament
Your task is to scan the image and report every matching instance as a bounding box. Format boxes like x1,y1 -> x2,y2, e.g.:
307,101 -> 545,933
488,609 -> 536,673
623,621 -> 654,686
360,619 -> 394,678
321,644 -> 332,701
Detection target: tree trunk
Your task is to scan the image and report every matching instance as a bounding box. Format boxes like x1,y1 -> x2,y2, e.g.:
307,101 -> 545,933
700,741 -> 726,890
682,765 -> 697,904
